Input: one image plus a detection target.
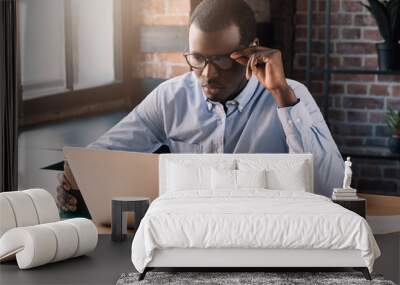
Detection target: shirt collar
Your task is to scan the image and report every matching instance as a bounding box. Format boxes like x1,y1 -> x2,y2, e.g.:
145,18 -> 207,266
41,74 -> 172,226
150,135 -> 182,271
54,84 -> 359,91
200,75 -> 259,112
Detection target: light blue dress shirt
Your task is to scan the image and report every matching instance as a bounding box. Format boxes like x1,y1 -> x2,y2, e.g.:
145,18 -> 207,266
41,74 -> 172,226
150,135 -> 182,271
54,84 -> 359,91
88,72 -> 344,196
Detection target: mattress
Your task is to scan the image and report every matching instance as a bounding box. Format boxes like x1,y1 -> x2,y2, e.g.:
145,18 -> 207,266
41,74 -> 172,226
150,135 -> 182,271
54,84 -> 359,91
131,190 -> 380,273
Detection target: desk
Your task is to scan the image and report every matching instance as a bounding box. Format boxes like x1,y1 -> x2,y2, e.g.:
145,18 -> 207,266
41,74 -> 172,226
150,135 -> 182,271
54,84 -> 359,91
0,235 -> 134,285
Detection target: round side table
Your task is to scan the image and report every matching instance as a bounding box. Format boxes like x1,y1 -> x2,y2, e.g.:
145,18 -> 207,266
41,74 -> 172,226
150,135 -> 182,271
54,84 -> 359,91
111,197 -> 150,242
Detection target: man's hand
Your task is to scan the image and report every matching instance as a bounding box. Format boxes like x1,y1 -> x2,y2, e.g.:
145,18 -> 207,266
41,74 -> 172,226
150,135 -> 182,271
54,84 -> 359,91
56,162 -> 78,212
230,45 -> 298,108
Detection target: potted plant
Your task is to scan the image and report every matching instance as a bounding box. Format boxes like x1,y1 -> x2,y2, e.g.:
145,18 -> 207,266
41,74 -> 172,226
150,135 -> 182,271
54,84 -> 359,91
386,108 -> 400,153
361,0 -> 400,70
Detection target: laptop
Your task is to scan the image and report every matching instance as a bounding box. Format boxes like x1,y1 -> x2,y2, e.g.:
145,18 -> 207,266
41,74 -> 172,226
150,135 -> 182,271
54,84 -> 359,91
63,147 -> 159,225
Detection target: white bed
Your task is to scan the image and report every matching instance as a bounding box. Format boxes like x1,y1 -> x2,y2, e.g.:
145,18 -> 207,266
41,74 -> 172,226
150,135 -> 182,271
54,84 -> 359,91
131,154 -> 380,280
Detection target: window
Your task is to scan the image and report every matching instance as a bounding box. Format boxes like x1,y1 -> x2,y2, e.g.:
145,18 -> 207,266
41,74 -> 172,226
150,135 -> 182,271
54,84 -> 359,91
18,0 -> 137,126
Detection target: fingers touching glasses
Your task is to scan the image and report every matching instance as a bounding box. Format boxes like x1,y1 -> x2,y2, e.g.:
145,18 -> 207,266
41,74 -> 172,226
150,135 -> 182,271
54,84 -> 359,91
184,53 -> 235,70
184,38 -> 261,71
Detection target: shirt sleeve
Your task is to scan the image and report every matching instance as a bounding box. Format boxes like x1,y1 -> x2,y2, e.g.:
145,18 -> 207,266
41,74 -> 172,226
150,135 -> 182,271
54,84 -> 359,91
276,81 -> 344,197
87,88 -> 166,152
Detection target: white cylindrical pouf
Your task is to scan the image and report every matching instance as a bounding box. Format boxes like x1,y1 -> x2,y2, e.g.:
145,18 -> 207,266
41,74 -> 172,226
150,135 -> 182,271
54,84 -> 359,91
64,218 -> 98,257
24,189 -> 59,224
0,196 -> 17,237
0,226 -> 57,269
42,221 -> 79,262
1,192 -> 39,227
0,218 -> 97,269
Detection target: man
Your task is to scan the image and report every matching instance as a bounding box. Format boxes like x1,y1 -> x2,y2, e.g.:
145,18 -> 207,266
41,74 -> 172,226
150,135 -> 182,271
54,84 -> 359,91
57,0 -> 344,212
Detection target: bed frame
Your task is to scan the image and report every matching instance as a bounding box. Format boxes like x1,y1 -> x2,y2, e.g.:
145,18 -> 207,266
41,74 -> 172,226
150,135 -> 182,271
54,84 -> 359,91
137,154 -> 372,281
139,248 -> 371,280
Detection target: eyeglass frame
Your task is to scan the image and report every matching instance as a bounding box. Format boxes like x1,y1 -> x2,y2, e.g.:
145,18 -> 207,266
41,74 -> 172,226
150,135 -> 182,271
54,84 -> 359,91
183,38 -> 260,71
183,51 -> 241,71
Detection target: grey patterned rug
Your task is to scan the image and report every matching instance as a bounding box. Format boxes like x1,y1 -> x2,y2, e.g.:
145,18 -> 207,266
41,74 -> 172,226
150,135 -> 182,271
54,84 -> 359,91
116,271 -> 396,285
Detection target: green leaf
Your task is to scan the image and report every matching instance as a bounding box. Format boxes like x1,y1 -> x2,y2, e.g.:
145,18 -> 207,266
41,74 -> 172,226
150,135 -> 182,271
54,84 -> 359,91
386,107 -> 400,133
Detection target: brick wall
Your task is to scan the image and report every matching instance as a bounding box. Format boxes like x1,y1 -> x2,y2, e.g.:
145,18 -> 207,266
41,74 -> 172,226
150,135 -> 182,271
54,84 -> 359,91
136,0 -> 191,79
294,0 -> 400,195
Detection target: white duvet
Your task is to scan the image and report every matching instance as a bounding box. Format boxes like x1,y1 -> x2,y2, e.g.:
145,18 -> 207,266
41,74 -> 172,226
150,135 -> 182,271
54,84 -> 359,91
131,190 -> 380,273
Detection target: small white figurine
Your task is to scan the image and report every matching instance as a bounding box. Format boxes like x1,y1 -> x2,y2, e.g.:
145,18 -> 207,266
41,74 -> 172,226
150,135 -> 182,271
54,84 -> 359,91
342,157 -> 353,189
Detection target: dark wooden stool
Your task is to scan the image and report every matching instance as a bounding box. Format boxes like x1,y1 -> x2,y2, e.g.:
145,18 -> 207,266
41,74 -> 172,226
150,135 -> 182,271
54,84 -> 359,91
332,198 -> 366,218
111,197 -> 150,242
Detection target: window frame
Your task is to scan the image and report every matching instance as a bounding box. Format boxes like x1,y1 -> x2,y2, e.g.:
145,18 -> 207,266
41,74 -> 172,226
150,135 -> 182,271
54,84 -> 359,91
17,0 -> 140,128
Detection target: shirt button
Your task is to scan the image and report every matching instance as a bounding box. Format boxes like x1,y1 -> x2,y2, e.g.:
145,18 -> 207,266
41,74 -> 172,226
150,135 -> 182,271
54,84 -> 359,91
296,118 -> 301,123
288,120 -> 293,125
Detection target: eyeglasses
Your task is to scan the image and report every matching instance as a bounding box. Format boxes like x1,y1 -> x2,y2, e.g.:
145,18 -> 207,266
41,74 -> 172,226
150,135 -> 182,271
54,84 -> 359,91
183,39 -> 260,71
183,52 -> 237,71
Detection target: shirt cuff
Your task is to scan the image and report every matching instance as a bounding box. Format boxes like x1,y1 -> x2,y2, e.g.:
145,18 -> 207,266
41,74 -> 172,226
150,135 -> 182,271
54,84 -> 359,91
277,99 -> 313,134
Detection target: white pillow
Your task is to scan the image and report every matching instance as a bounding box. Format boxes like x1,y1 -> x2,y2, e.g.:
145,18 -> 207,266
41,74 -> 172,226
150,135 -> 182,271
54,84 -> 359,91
267,167 -> 307,191
211,168 -> 267,190
237,169 -> 267,188
166,160 -> 235,191
167,162 -> 210,191
237,159 -> 309,192
211,168 -> 236,189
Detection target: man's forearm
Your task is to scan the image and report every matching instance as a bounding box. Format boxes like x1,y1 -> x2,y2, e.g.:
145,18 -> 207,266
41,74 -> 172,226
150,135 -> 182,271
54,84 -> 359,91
277,101 -> 344,196
271,85 -> 299,108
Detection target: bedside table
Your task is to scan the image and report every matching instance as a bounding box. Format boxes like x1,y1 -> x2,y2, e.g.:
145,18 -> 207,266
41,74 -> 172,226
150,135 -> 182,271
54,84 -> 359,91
111,197 -> 150,242
332,198 -> 366,218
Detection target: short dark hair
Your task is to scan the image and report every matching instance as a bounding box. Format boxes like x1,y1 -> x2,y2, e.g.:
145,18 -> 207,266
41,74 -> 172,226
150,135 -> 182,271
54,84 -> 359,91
190,0 -> 257,46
